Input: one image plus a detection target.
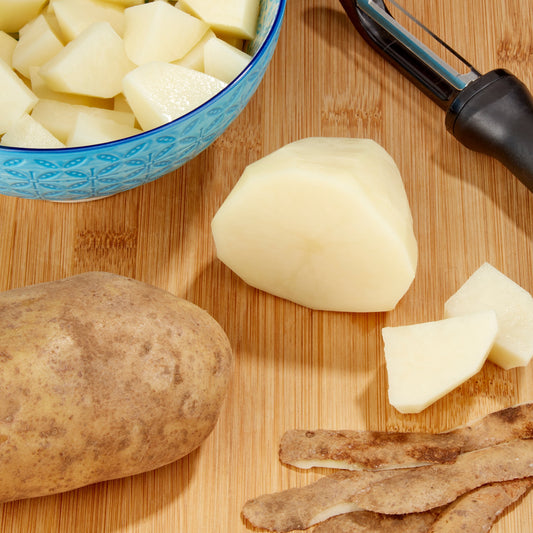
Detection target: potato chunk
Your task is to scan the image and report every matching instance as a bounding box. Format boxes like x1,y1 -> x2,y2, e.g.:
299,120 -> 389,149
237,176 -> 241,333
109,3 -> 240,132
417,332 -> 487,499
0,0 -> 47,33
382,311 -> 498,413
444,262 -> 533,369
1,112 -> 64,148
122,62 -> 226,130
124,0 -> 209,65
0,272 -> 233,503
211,138 -> 418,312
40,21 -> 134,98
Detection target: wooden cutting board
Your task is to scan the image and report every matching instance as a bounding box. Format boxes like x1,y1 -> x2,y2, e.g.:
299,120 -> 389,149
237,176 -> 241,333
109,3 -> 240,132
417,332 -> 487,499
1,1 -> 532,531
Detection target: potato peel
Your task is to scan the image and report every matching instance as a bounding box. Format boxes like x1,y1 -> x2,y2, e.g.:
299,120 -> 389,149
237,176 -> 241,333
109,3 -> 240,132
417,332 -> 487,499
241,470 -> 395,532
279,403 -> 533,471
428,478 -> 533,533
351,439 -> 533,514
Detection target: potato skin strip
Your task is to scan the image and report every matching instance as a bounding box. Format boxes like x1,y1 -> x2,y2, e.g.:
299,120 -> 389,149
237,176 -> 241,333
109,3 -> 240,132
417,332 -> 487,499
313,509 -> 440,533
428,478 -> 533,533
351,439 -> 533,515
241,470 -> 396,532
280,403 -> 533,471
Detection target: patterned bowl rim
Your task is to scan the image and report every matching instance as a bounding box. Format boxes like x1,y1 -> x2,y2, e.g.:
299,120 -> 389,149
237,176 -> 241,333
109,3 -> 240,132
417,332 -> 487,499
0,0 -> 287,156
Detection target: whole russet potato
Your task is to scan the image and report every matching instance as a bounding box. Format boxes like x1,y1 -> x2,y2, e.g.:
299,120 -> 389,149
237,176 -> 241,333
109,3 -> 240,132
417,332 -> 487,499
0,272 -> 233,503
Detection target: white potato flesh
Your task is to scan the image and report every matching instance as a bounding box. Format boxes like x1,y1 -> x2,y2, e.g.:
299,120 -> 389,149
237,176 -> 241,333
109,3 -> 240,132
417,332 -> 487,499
31,98 -> 135,143
105,0 -> 142,5
66,112 -> 141,146
40,21 -> 134,99
1,113 -> 64,148
122,62 -> 226,130
180,0 -> 260,40
173,29 -> 216,72
444,262 -> 533,370
0,0 -> 47,33
124,1 -> 209,65
211,138 -> 418,312
12,14 -> 64,79
203,37 -> 252,83
52,0 -> 126,41
0,31 -> 17,66
0,58 -> 38,134
383,311 -> 498,414
29,66 -> 114,108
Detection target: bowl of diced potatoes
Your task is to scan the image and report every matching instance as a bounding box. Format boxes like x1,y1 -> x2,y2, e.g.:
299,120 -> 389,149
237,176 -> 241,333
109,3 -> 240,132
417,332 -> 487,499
0,0 -> 286,201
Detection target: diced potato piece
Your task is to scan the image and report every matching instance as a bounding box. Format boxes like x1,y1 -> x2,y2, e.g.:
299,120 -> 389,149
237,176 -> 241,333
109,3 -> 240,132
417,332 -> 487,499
1,113 -> 64,148
40,21 -> 134,99
0,0 -> 48,33
173,29 -> 216,72
122,62 -> 226,130
383,311 -> 498,414
179,0 -> 260,40
211,138 -> 418,312
0,31 -> 16,66
105,0 -> 143,5
204,37 -> 252,83
66,112 -> 142,146
52,0 -> 126,41
124,0 -> 209,65
444,262 -> 533,370
0,58 -> 39,134
31,98 -> 135,143
29,66 -> 113,108
12,14 -> 64,79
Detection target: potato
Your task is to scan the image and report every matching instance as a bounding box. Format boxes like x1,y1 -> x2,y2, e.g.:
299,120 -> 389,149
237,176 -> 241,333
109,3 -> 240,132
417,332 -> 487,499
382,311 -> 498,413
444,262 -> 533,369
0,272 -> 233,503
0,0 -> 47,33
0,112 -> 64,148
204,36 -> 252,83
122,62 -> 226,130
211,137 -> 418,312
0,57 -> 38,134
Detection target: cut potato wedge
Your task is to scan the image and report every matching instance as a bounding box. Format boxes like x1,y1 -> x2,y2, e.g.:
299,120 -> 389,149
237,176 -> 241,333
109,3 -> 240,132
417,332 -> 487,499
67,112 -> 142,146
204,36 -> 252,83
382,311 -> 498,413
211,137 -> 418,312
0,0 -> 47,33
40,21 -> 134,98
179,0 -> 260,40
124,0 -> 209,65
0,31 -> 16,66
52,0 -> 126,41
31,98 -> 135,143
444,262 -> 533,369
0,58 -> 39,134
12,14 -> 64,78
173,29 -> 216,72
1,113 -> 64,148
122,62 -> 226,130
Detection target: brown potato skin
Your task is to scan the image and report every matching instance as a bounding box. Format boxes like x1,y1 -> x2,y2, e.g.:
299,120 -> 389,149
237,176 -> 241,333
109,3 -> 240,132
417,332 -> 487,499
0,272 -> 233,503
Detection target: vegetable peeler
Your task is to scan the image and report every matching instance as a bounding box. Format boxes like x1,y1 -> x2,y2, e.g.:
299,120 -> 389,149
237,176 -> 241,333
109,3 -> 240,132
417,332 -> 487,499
340,0 -> 533,193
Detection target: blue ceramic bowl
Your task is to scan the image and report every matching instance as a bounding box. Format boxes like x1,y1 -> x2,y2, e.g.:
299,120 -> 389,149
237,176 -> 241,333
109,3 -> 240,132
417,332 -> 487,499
0,0 -> 286,201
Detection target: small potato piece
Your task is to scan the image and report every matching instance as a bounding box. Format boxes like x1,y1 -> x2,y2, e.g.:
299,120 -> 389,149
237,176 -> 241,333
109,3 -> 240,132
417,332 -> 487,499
383,311 -> 498,413
40,21 -> 134,98
66,112 -> 142,146
211,138 -> 418,312
180,0 -> 260,40
0,58 -> 38,134
0,272 -> 233,503
124,0 -> 209,65
444,262 -> 533,369
0,31 -> 16,66
203,36 -> 252,83
0,0 -> 48,33
122,62 -> 226,130
1,113 -> 64,148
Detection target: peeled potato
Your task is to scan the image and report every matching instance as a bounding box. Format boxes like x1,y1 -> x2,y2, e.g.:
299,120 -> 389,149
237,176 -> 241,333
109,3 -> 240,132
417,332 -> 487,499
211,137 -> 418,312
0,272 -> 233,503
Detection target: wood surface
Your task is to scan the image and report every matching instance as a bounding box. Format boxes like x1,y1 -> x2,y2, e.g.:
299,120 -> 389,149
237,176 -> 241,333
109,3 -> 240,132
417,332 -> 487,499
1,0 -> 533,531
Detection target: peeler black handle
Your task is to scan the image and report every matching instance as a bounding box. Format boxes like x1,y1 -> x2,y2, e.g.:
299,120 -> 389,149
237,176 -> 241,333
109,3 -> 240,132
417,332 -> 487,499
446,69 -> 533,191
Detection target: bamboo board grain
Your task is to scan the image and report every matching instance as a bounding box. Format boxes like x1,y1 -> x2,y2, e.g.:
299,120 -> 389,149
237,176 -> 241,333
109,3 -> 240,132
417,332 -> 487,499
1,1 -> 533,532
